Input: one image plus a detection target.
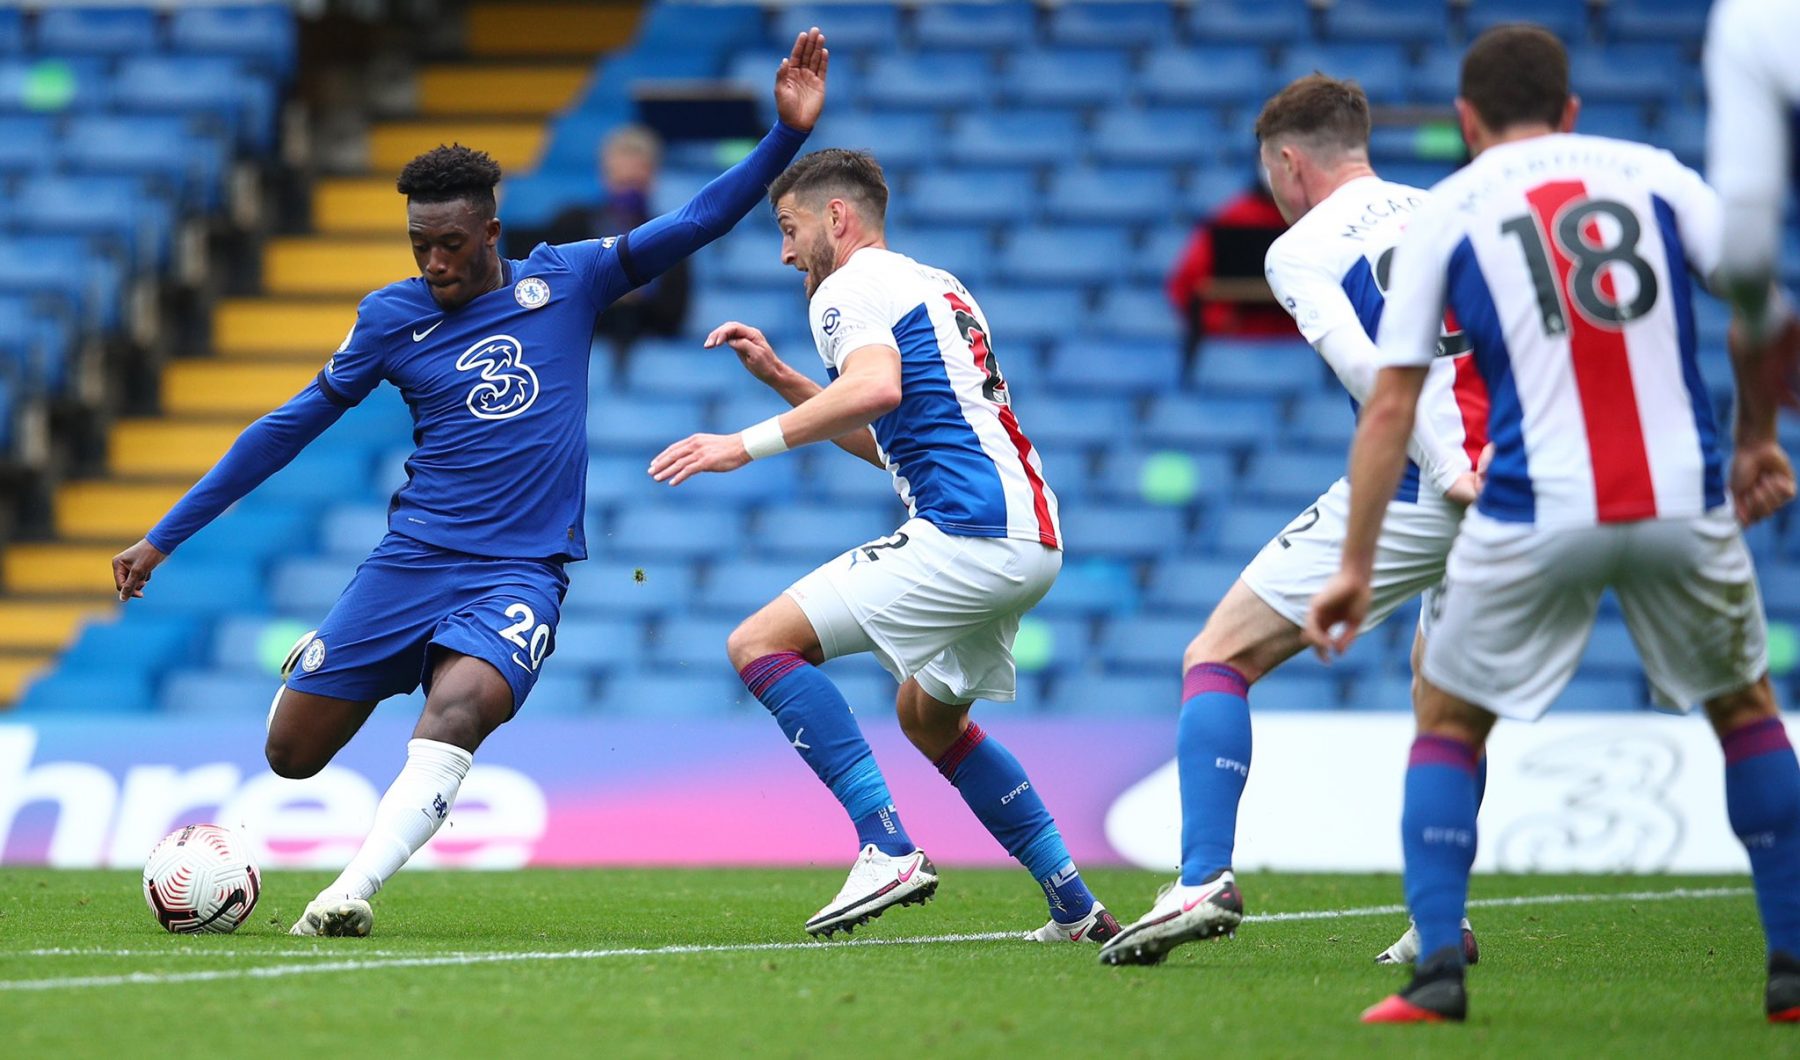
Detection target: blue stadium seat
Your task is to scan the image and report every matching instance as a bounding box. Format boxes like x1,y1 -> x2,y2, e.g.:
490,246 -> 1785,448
1566,101 -> 1652,143
60,612 -> 202,679
551,617 -> 645,677
11,174 -> 176,269
1004,49 -> 1133,109
975,285 -> 1086,347
693,559 -> 813,616
1048,2 -> 1176,49
1568,44 -> 1691,105
62,115 -> 228,211
905,169 -> 1040,228
269,557 -> 360,615
1044,338 -> 1183,395
1145,558 -> 1243,611
753,502 -> 899,558
862,54 -> 997,110
1605,0 -> 1710,45
1215,500 -> 1312,556
1098,614 -> 1195,673
1659,107 -> 1705,168
527,674 -> 597,714
646,616 -> 737,668
1192,339 -> 1323,397
1187,0 -> 1314,45
1022,394 -> 1135,452
0,115 -> 55,176
1080,284 -> 1180,338
564,560 -> 698,618
34,6 -> 161,56
709,231 -> 795,289
1579,620 -> 1644,679
1090,107 -> 1224,166
209,614 -> 309,676
587,396 -> 705,452
1254,673 -> 1344,710
169,4 -> 298,80
1043,168 -> 1178,226
1048,672 -> 1175,714
624,349 -> 763,398
603,505 -> 745,560
1136,47 -> 1275,107
1060,505 -> 1187,561
1277,44 -> 1410,103
1554,677 -> 1647,713
685,288 -> 802,342
1407,51 -> 1462,104
1094,447 -> 1237,504
804,450 -> 912,504
15,671 -> 156,714
139,558 -> 269,617
115,55 -> 279,153
321,505 -> 391,559
629,2 -> 763,70
1016,614 -> 1093,676
658,449 -> 802,507
499,170 -> 598,230
1035,558 -> 1140,616
1141,395 -> 1283,452
882,226 -> 995,286
1464,0 -> 1592,43
1241,451 -> 1344,507
809,111 -> 945,170
161,670 -> 278,716
1324,1 -> 1451,46
0,8 -> 21,52
773,4 -> 902,51
996,227 -> 1133,288
1133,226 -> 1192,285
946,110 -> 1085,168
0,56 -> 112,112
176,503 -> 316,563
256,441 -> 375,503
915,3 -> 1038,52
595,673 -> 747,716
1286,394 -> 1357,451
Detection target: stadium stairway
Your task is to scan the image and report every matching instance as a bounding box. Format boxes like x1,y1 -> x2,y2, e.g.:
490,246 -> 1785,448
0,2 -> 639,710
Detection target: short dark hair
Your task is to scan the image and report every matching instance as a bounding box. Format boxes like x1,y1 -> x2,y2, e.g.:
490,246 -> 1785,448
1255,74 -> 1371,156
767,148 -> 888,226
1460,24 -> 1570,133
396,144 -> 502,218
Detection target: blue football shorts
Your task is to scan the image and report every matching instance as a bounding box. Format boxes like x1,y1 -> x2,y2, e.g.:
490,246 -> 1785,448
283,531 -> 569,715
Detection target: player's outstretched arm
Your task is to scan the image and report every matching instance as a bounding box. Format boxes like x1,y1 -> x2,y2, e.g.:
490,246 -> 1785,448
114,384 -> 348,602
704,320 -> 883,467
1727,316 -> 1799,526
609,30 -> 826,290
650,343 -> 899,485
1303,364 -> 1427,658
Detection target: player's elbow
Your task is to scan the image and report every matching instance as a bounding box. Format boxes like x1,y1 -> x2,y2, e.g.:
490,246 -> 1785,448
857,378 -> 902,417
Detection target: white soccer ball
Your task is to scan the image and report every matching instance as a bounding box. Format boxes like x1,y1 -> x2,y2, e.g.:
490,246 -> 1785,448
142,824 -> 262,934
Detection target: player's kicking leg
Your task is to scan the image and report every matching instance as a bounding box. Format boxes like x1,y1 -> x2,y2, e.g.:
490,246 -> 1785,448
290,651 -> 511,937
894,677 -> 1119,945
729,595 -> 934,938
1701,677 -> 1800,1023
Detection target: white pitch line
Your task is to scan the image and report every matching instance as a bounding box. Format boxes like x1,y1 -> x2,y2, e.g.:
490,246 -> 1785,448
0,886 -> 1755,992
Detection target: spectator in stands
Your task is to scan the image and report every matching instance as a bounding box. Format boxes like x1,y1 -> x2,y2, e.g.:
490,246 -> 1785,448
1165,175 -> 1294,358
508,124 -> 691,356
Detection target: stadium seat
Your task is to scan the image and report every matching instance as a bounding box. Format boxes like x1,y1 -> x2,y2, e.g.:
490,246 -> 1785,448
881,226 -> 996,286
1568,45 -> 1692,105
1015,614 -> 1093,675
1464,0 -> 1592,43
1022,394 -> 1136,452
269,557 -> 360,616
0,56 -> 113,112
551,617 -> 645,677
1035,559 -> 1140,617
946,110 -> 1086,169
996,226 -> 1134,288
524,674 -> 596,715
1579,620 -> 1644,679
1048,672 -> 1175,715
564,560 -> 698,618
1242,451 -> 1348,506
1090,106 -> 1225,166
1145,558 -> 1242,611
1141,395 -> 1283,453
59,612 -> 203,679
1286,394 -> 1357,451
1605,0 -> 1711,44
752,502 -> 898,559
602,506 -> 745,561
114,55 -> 279,153
862,54 -> 997,111
904,169 -> 1040,228
0,115 -> 56,177
1554,677 -> 1648,713
1094,447 -> 1237,505
160,669 -> 284,716
1043,168 -> 1178,226
0,7 -> 21,52
692,559 -> 813,616
914,3 -> 1038,53
169,4 -> 299,80
1186,0 -> 1314,45
176,504 -> 317,564
1098,614 -> 1196,673
772,4 -> 901,51
321,505 -> 392,559
34,6 -> 161,56
1214,500 -> 1311,556
587,396 -> 706,452
15,671 -> 156,714
1192,339 -> 1325,398
646,616 -> 738,668
1060,505 -> 1187,562
1136,47 -> 1275,107
1251,673 -> 1343,711
976,286 -> 1087,347
1276,45 -> 1410,103
1044,338 -> 1183,395
1003,49 -> 1134,109
1048,2 -> 1176,49
1324,1 -> 1450,46
595,673 -> 747,716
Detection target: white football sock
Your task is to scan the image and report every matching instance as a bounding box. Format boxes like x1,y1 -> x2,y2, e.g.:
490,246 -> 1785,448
319,738 -> 473,902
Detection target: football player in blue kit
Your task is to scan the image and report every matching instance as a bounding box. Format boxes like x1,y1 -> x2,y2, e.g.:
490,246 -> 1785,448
109,29 -> 830,937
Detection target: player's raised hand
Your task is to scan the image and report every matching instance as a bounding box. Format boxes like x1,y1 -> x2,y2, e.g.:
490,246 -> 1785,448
112,537 -> 167,603
649,432 -> 751,486
1731,439 -> 1797,526
706,320 -> 790,385
773,28 -> 828,132
1302,569 -> 1371,662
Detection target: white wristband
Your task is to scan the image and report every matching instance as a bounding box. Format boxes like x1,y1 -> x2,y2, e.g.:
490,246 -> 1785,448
740,416 -> 790,461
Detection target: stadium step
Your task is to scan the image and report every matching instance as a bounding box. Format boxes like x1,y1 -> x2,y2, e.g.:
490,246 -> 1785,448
54,481 -> 193,541
0,651 -> 56,706
264,237 -> 415,297
3,543 -> 125,596
161,361 -> 318,417
465,2 -> 640,58
109,419 -> 249,478
417,64 -> 592,117
312,177 -> 405,236
0,600 -> 112,651
214,297 -> 359,358
368,119 -> 547,174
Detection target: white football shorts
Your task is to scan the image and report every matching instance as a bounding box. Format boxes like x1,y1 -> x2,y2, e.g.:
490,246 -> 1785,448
1422,507 -> 1769,721
1240,477 -> 1465,637
784,517 -> 1061,704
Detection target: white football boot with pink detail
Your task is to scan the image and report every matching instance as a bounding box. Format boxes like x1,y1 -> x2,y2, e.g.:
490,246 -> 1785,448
1097,869 -> 1244,966
805,845 -> 938,938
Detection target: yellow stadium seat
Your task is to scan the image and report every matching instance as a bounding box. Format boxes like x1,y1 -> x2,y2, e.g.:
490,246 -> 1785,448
109,420 -> 250,478
55,482 -> 193,541
313,178 -> 406,235
0,601 -> 112,651
264,237 -> 416,297
369,120 -> 547,174
0,653 -> 55,704
466,2 -> 638,58
418,65 -> 592,117
162,362 -> 320,418
214,298 -> 360,358
4,544 -> 132,595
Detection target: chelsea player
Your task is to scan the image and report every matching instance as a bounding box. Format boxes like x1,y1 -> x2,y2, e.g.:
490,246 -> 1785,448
110,30 -> 830,937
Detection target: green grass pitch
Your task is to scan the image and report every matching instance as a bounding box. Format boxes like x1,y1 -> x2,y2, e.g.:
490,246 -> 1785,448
0,868 -> 1792,1057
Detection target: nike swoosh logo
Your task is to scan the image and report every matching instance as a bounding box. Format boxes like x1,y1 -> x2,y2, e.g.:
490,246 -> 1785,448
412,320 -> 443,341
1182,896 -> 1210,912
896,856 -> 920,884
1070,927 -> 1087,942
510,652 -> 534,672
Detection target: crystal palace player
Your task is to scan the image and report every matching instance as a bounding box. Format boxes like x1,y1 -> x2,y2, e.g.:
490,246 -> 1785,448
649,149 -> 1118,943
1100,74 -> 1489,968
109,31 -> 830,938
1307,26 -> 1800,1024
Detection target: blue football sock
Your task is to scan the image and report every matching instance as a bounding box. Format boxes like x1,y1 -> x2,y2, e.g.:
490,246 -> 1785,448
1722,717 -> 1800,956
1177,663 -> 1252,886
741,652 -> 913,856
1475,753 -> 1489,811
1402,734 -> 1480,968
937,722 -> 1095,923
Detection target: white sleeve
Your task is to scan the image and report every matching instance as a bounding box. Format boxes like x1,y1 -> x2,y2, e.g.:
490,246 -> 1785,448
1655,152 -> 1726,284
1375,202 -> 1455,369
1705,0 -> 1788,284
1264,236 -> 1365,348
810,272 -> 899,373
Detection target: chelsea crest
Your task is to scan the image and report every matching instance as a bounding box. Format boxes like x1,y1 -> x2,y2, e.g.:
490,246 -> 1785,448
514,276 -> 550,309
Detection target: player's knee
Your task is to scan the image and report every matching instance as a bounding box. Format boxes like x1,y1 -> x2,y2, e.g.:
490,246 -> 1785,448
1704,675 -> 1780,739
726,620 -> 782,673
1182,629 -> 1261,683
417,696 -> 499,752
263,737 -> 324,780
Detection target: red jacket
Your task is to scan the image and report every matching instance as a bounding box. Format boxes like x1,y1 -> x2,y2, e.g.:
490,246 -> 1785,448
1165,188 -> 1295,338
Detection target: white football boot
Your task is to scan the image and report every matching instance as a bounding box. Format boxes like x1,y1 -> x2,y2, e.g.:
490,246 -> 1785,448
1026,901 -> 1123,944
805,845 -> 937,938
1374,917 -> 1479,966
1097,869 -> 1244,966
289,896 -> 374,937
